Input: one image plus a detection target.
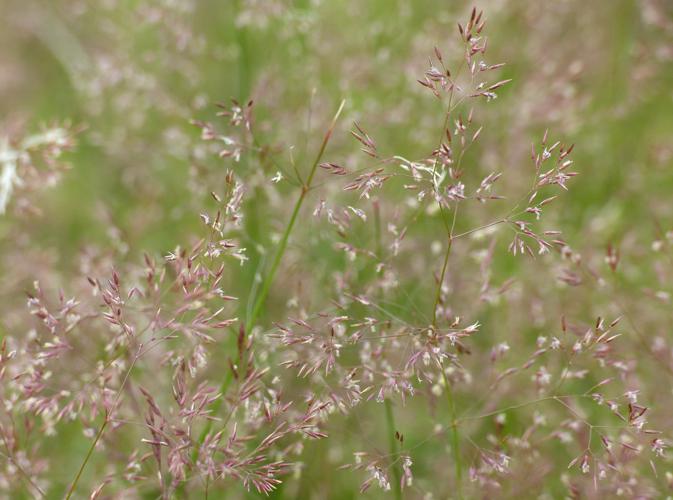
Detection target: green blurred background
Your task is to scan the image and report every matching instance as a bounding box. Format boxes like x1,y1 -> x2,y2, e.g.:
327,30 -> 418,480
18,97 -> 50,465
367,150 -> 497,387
2,0 -> 672,256
2,0 -> 673,498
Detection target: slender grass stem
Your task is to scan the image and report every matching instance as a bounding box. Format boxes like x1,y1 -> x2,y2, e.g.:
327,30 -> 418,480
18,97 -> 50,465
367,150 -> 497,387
246,99 -> 345,330
65,413 -> 108,500
432,204 -> 462,498
194,99 -> 346,464
1,438 -> 45,497
431,236 -> 452,327
375,200 -> 403,498
67,350 -> 140,498
384,399 -> 402,500
442,370 -> 463,500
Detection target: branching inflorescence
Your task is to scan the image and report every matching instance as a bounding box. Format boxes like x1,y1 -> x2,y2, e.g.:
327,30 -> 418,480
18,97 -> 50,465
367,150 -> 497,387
0,5 -> 668,500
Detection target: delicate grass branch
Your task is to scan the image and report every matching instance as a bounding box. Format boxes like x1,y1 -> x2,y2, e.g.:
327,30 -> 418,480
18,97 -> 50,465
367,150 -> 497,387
65,413 -> 109,500
195,99 -> 346,460
66,350 -> 141,499
442,370 -> 463,500
385,399 -> 402,500
433,203 -> 461,496
246,99 -> 346,330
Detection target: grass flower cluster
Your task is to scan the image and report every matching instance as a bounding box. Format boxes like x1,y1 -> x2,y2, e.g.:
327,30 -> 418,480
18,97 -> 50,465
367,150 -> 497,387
1,1 -> 673,498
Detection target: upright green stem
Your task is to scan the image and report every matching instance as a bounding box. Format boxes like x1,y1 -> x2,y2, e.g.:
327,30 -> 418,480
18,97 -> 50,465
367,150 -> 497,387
373,199 -> 383,258
67,350 -> 141,498
432,212 -> 462,498
384,399 -> 402,500
233,0 -> 251,101
442,370 -> 463,499
195,100 -> 346,459
431,235 -> 452,327
246,99 -> 345,331
375,201 -> 402,498
65,414 -> 108,500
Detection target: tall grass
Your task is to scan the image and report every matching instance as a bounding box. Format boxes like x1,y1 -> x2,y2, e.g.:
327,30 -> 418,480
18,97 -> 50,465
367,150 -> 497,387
1,2 -> 672,498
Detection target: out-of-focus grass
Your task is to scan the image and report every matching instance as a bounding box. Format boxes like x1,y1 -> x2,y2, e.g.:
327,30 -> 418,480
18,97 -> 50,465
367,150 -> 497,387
2,0 -> 673,497
3,1 -> 669,247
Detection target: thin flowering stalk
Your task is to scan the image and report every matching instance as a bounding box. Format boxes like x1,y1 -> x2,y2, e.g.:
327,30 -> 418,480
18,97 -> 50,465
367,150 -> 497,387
66,348 -> 141,499
433,205 -> 462,497
432,201 -> 459,326
423,29 -> 483,483
376,198 -> 402,500
373,199 -> 383,258
0,433 -> 45,498
432,235 -> 452,328
195,99 -> 346,459
384,399 -> 402,500
65,414 -> 108,500
442,368 -> 463,499
375,203 -> 403,492
246,99 -> 346,330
